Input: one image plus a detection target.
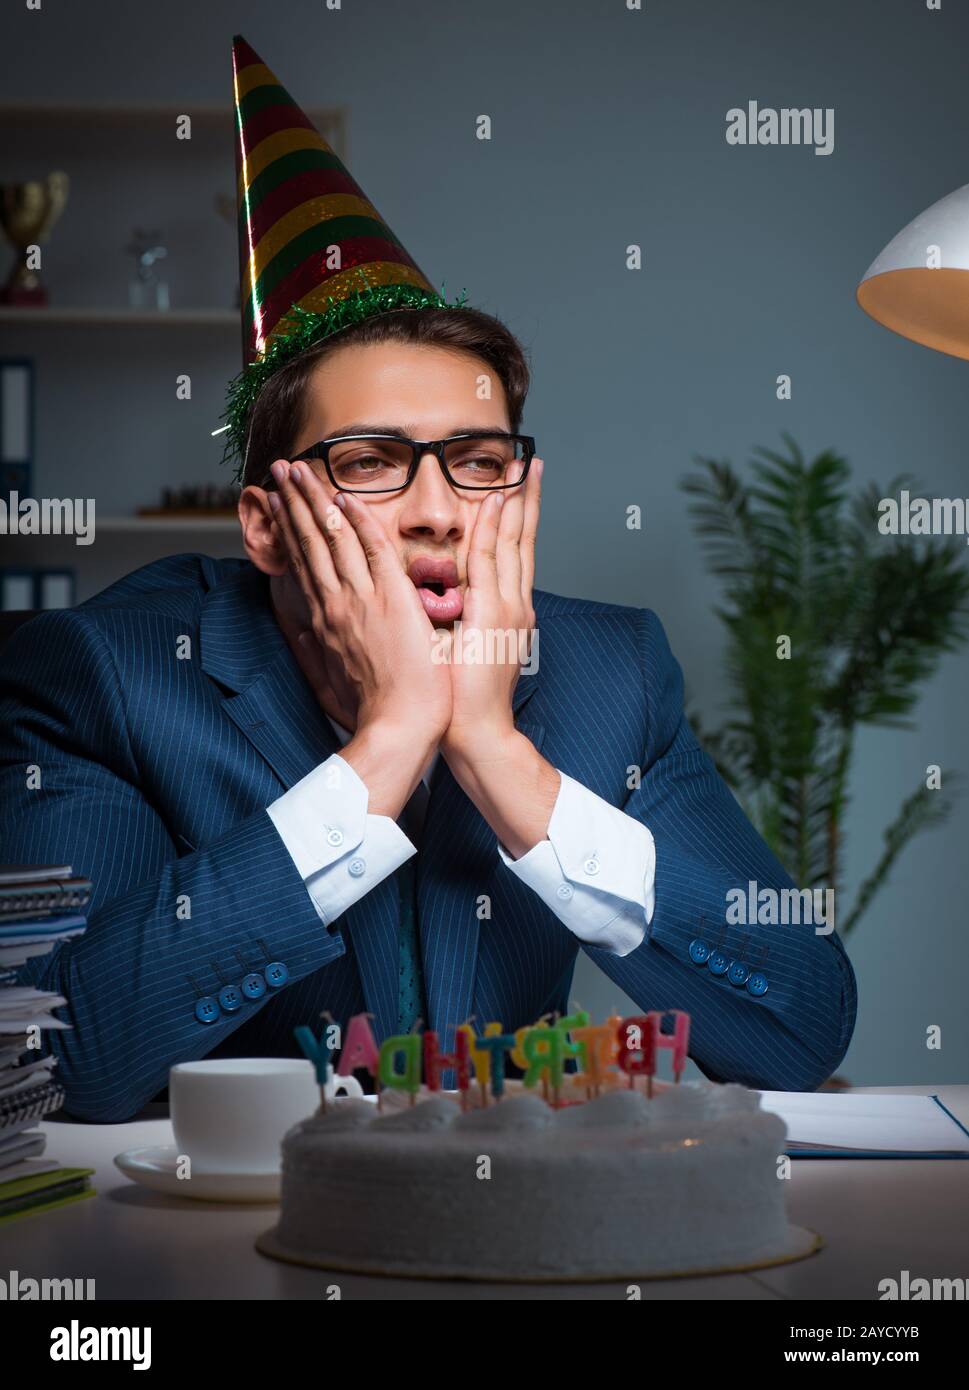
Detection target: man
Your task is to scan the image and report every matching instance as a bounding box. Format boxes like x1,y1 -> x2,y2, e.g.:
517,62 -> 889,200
0,38 -> 855,1121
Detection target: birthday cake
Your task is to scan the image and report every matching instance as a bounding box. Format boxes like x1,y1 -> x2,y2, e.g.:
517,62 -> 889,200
256,1012 -> 819,1282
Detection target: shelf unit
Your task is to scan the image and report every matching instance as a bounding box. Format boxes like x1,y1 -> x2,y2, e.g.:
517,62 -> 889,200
0,100 -> 347,577
102,516 -> 239,531
0,103 -> 345,140
0,308 -> 238,327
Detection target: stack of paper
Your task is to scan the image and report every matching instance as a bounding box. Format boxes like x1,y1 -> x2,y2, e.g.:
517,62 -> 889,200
0,865 -> 95,1219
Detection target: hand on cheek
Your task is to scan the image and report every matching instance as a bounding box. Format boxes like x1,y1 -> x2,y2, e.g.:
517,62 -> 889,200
444,457 -> 542,753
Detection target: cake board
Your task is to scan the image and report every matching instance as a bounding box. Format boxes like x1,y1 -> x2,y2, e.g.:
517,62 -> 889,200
254,1223 -> 823,1284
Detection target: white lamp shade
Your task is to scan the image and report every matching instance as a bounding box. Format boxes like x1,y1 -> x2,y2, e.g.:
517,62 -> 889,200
856,182 -> 969,359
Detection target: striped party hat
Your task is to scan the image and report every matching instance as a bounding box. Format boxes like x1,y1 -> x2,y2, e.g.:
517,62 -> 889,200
223,34 -> 467,479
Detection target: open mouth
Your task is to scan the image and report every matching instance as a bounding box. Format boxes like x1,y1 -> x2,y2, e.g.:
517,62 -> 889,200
407,557 -> 464,621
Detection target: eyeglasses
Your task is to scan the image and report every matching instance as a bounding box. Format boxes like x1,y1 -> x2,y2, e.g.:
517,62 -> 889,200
258,432 -> 536,494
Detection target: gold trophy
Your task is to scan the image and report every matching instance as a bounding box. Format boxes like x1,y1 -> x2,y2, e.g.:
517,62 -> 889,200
0,171 -> 69,305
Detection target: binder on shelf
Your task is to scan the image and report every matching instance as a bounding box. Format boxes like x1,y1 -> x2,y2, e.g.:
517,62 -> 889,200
0,567 -> 75,611
38,570 -> 75,608
0,570 -> 34,610
0,357 -> 34,495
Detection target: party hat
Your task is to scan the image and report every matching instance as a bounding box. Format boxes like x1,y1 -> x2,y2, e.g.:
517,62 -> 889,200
223,35 -> 466,478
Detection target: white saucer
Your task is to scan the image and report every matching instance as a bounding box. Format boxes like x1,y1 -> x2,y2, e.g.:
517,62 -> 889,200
114,1146 -> 280,1203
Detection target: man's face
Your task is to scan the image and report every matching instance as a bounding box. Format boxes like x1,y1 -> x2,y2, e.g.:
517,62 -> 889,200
283,340 -> 517,626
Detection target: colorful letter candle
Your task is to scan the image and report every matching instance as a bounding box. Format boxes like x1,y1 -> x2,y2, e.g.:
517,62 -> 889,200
521,1026 -> 567,1100
423,1029 -> 472,1106
616,1015 -> 657,1092
557,1011 -> 590,1067
647,1009 -> 691,1088
293,1023 -> 332,1109
569,1023 -> 614,1095
458,1021 -> 504,1091
476,1034 -> 516,1099
378,1034 -> 423,1104
605,1014 -> 625,1062
337,1013 -> 380,1078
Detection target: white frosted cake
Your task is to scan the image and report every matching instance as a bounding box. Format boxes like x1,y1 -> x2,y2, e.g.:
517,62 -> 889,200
257,1080 -> 817,1281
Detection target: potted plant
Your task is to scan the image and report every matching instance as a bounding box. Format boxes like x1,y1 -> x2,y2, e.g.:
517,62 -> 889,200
680,437 -> 969,1035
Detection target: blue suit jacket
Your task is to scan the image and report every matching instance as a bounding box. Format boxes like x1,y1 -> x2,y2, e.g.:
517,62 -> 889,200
0,554 -> 856,1120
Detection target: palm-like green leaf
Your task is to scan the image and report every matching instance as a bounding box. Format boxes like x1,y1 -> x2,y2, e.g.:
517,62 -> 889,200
681,439 -> 969,934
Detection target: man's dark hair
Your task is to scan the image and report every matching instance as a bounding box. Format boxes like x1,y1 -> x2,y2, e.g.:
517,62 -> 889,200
241,305 -> 531,489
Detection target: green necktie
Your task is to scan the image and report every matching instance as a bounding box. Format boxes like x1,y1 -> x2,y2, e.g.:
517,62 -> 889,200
395,855 -> 425,1035
396,785 -> 429,1035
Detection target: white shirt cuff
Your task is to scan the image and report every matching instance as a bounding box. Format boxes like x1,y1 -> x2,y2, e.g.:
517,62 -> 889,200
495,770 -> 656,956
267,753 -> 416,927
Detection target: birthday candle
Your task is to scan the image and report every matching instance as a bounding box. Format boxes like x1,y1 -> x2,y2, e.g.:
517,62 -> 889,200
511,1016 -> 550,1070
423,1029 -> 472,1093
557,1010 -> 590,1076
646,1009 -> 692,1085
378,1034 -> 422,1100
605,1013 -> 624,1066
521,1026 -> 567,1095
293,1024 -> 332,1087
458,1021 -> 504,1085
569,1023 -> 613,1093
615,1015 -> 657,1090
337,1013 -> 381,1079
475,1033 -> 516,1098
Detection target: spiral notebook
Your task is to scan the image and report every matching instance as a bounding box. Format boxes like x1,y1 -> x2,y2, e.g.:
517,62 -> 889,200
758,1091 -> 969,1159
0,1076 -> 65,1135
0,877 -> 92,920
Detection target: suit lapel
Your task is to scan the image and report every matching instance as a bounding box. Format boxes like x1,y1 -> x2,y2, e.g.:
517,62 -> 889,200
199,563 -> 402,1039
200,561 -> 342,785
200,560 -> 546,1045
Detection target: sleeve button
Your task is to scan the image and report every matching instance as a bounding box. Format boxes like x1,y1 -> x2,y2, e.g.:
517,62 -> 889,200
326,829 -> 344,847
265,961 -> 289,987
241,972 -> 267,1000
194,997 -> 220,1024
218,984 -> 242,1011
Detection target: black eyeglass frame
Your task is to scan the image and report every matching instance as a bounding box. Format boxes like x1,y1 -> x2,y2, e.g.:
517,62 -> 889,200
257,432 -> 536,494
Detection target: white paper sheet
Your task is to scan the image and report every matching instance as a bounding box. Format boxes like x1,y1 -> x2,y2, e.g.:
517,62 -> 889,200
757,1091 -> 969,1155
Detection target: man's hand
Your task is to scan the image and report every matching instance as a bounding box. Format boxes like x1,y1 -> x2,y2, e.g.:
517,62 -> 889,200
439,457 -> 559,859
440,455 -> 543,758
267,459 -> 451,817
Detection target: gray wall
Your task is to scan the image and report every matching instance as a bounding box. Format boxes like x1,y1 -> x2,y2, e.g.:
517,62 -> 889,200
2,0 -> 967,1084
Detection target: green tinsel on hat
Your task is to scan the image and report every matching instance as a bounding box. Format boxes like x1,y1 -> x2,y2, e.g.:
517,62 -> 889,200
220,282 -> 470,485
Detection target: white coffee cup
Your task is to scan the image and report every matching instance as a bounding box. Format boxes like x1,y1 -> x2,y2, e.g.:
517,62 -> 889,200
169,1058 -> 364,1174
